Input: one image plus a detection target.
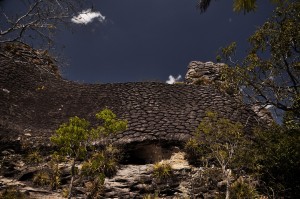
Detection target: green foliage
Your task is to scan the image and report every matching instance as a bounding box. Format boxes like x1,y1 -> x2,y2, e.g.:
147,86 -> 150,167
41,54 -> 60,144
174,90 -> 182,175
143,193 -> 159,199
80,144 -> 122,199
215,3 -> 299,196
0,188 -> 26,199
233,0 -> 257,13
51,116 -> 91,159
152,161 -> 173,180
218,2 -> 300,112
230,177 -> 259,199
184,137 -> 209,166
50,108 -> 127,198
48,152 -> 63,190
93,108 -> 127,136
185,111 -> 259,198
81,144 -> 120,178
216,3 -> 300,196
189,111 -> 253,170
61,187 -> 69,198
26,151 -> 42,165
254,123 -> 300,197
197,0 -> 283,13
33,170 -> 51,186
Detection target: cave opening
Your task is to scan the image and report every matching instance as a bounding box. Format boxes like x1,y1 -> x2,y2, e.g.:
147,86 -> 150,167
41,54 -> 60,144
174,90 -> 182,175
121,141 -> 182,165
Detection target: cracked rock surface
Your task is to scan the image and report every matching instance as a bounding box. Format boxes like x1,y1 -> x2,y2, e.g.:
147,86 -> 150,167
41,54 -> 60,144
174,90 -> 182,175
0,44 -> 263,150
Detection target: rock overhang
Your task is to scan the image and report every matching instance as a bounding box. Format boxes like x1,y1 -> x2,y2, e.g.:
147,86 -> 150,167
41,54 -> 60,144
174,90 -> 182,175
0,43 -> 267,150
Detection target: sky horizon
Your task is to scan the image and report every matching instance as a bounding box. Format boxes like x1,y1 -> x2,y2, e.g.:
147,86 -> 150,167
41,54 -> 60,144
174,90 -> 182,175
1,0 -> 275,83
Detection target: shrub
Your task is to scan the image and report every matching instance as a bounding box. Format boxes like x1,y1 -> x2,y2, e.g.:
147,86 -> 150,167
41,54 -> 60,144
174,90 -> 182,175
0,188 -> 26,199
51,108 -> 127,198
48,152 -> 63,190
33,170 -> 51,186
184,138 -> 209,166
230,177 -> 259,199
26,151 -> 42,164
152,161 -> 173,180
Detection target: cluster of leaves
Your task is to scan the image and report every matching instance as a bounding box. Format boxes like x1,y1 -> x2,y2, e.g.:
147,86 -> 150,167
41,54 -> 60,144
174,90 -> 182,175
80,144 -> 122,198
185,111 -> 255,170
50,108 -> 127,198
0,188 -> 27,199
185,111 -> 258,198
197,0 -> 283,13
185,109 -> 300,197
254,122 -> 300,198
33,170 -> 51,186
26,150 -> 42,165
229,176 -> 259,199
212,2 -> 300,197
218,2 -> 300,113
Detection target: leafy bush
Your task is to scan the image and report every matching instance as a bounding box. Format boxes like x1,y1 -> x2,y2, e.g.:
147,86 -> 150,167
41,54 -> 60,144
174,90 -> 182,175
0,188 -> 26,199
254,124 -> 300,198
33,170 -> 51,186
48,152 -> 63,190
152,161 -> 173,180
230,177 -> 258,199
26,151 -> 42,165
184,138 -> 209,166
51,108 -> 127,198
185,111 -> 256,199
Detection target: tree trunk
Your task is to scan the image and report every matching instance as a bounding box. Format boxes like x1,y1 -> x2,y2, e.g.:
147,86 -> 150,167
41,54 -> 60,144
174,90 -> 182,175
68,159 -> 76,199
225,168 -> 231,199
221,165 -> 231,199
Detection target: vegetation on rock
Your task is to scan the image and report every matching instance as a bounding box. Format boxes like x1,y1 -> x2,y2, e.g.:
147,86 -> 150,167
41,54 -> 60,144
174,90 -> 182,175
214,2 -> 300,197
50,108 -> 127,198
185,111 -> 256,199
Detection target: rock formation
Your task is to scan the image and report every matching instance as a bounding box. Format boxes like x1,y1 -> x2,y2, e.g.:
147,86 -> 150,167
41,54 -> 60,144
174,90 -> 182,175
0,43 -> 268,198
185,61 -> 225,85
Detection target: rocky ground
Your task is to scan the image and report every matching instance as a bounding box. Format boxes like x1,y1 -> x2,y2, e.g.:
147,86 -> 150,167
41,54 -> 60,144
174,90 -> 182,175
0,149 -> 228,198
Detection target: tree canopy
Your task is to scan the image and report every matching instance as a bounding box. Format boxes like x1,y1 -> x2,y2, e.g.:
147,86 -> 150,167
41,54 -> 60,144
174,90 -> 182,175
218,2 -> 300,115
197,0 -> 282,13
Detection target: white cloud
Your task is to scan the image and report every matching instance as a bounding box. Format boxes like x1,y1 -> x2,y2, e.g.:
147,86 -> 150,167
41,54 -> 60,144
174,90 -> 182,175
71,9 -> 105,25
166,75 -> 182,84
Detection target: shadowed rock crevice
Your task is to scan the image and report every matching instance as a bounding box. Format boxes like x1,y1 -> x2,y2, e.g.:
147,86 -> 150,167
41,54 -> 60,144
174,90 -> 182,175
121,141 -> 182,165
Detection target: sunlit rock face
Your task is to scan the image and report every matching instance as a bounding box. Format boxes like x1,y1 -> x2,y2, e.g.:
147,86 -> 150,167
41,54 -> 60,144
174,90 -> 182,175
185,61 -> 226,85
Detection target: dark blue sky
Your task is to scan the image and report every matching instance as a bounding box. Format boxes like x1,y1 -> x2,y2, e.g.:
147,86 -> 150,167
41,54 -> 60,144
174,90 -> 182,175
1,0 -> 275,83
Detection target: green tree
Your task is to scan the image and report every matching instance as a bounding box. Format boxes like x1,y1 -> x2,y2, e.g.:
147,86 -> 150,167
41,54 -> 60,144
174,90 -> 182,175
218,2 -> 300,113
216,2 -> 300,197
254,109 -> 300,198
51,116 -> 92,198
185,111 -> 256,199
197,0 -> 282,13
50,108 -> 127,199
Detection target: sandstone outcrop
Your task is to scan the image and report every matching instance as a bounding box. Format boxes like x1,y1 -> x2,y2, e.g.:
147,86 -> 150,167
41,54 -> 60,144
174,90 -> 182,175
0,43 -> 268,198
185,61 -> 225,85
0,44 -> 264,151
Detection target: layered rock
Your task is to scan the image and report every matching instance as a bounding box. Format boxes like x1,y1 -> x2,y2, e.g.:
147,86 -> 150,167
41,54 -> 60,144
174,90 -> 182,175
0,44 -> 264,152
0,43 -> 269,198
185,61 -> 225,85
